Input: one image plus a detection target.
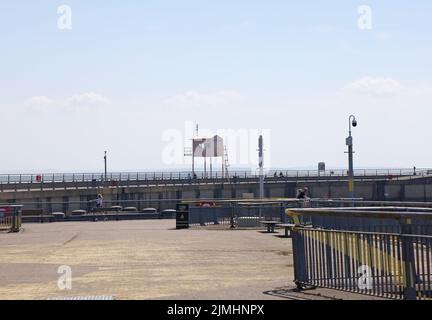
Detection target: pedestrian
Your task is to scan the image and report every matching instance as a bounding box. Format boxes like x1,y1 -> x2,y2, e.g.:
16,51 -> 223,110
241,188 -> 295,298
303,187 -> 310,199
297,188 -> 306,199
96,194 -> 103,208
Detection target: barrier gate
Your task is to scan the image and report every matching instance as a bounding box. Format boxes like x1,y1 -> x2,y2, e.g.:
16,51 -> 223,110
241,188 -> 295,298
0,205 -> 23,233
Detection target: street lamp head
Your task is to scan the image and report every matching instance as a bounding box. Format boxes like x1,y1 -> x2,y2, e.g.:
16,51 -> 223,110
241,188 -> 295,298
349,115 -> 357,129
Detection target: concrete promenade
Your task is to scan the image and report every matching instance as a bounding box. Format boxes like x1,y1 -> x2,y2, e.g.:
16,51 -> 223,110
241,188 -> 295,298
0,220 -> 295,300
0,220 -> 383,300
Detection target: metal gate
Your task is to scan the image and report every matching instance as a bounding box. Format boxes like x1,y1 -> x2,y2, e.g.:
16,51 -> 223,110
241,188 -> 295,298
0,205 -> 23,233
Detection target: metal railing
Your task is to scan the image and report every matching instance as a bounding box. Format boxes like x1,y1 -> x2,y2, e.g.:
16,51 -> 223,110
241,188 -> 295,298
185,199 -> 432,230
0,205 -> 23,232
287,207 -> 432,300
188,202 -> 294,228
0,168 -> 429,192
291,227 -> 432,300
13,198 -> 432,226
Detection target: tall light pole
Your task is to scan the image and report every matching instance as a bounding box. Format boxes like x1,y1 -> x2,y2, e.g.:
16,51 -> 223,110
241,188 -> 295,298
258,135 -> 264,199
104,151 -> 107,187
346,115 -> 357,199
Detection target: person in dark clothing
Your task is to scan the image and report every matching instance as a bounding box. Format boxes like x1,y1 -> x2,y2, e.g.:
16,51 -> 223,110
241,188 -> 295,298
297,188 -> 306,199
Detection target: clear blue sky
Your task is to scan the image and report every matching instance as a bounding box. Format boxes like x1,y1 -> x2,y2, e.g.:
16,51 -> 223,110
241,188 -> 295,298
1,1 -> 432,172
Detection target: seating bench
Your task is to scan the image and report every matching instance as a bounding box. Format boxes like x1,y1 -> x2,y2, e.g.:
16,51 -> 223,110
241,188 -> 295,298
260,221 -> 279,233
277,223 -> 296,238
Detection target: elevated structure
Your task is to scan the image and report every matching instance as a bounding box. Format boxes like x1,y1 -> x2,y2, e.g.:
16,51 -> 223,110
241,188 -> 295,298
1,169 -> 432,215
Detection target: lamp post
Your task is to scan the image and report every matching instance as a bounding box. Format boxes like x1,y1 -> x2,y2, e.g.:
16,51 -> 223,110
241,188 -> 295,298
104,151 -> 107,187
258,135 -> 264,199
346,115 -> 357,199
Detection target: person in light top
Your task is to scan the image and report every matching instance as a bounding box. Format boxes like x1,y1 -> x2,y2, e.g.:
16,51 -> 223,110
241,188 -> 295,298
96,194 -> 103,208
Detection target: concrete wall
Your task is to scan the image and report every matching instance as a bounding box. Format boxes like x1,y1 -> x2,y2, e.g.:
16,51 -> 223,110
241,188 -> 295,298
2,177 -> 432,213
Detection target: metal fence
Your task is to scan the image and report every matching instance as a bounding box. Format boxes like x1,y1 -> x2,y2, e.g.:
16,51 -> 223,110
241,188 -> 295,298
289,206 -> 432,235
0,205 -> 23,232
186,199 -> 432,230
188,200 -> 302,228
292,227 -> 432,300
0,168 -> 428,192
288,207 -> 432,300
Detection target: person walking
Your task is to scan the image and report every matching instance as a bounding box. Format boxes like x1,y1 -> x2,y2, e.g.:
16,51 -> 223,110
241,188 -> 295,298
96,194 -> 104,208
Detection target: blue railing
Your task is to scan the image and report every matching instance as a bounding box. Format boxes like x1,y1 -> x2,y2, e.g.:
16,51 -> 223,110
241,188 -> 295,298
287,207 -> 432,300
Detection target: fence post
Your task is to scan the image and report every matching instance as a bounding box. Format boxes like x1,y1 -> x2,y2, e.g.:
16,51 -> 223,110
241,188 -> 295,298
291,228 -> 309,289
11,207 -> 21,233
213,208 -> 219,225
230,203 -> 236,229
199,208 -> 205,226
401,219 -> 417,300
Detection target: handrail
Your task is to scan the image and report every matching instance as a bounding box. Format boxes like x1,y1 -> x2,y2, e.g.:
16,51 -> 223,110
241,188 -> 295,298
0,168 -> 430,193
286,206 -> 432,221
0,168 -> 429,181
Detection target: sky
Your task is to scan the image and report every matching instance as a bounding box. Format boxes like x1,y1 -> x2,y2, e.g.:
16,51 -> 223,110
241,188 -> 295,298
1,1 -> 432,173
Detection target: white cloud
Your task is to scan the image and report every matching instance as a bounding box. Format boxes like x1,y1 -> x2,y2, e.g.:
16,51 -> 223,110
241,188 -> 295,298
312,25 -> 350,35
64,92 -> 111,106
24,96 -> 56,106
374,31 -> 393,40
23,93 -> 110,110
343,76 -> 402,96
165,90 -> 245,109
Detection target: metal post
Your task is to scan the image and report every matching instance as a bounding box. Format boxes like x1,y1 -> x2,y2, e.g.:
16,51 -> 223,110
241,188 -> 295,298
104,151 -> 107,188
258,135 -> 264,199
348,143 -> 354,197
346,115 -> 357,200
401,218 -> 417,300
292,228 -> 308,290
210,157 -> 213,179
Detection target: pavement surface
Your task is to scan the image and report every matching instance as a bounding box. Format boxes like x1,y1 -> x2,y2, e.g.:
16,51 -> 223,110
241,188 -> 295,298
0,220 -> 381,300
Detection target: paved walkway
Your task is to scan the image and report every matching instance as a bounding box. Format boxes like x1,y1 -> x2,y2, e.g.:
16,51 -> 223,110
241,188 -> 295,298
0,220 -> 384,300
0,220 -> 296,300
